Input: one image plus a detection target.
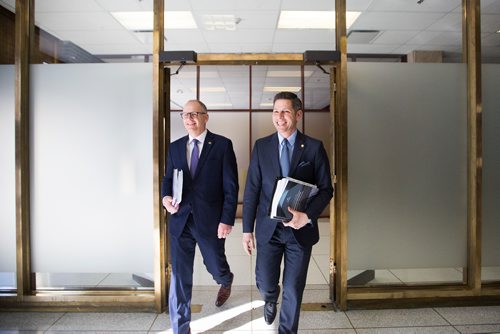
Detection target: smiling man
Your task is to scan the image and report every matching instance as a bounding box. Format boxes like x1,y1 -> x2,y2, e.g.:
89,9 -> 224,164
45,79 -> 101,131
162,100 -> 239,334
242,92 -> 333,333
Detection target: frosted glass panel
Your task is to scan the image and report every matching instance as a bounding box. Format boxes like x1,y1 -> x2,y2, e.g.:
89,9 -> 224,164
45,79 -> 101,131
482,64 -> 500,269
31,63 -> 153,273
347,63 -> 467,270
304,112 -> 331,158
0,66 -> 16,275
209,112 -> 250,203
251,112 -> 276,148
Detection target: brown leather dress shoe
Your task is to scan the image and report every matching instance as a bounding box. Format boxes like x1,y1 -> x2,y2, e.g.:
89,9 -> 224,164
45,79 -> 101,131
215,273 -> 233,307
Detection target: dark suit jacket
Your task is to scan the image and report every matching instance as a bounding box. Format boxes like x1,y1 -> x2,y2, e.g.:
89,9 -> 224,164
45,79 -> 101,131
243,131 -> 333,247
162,130 -> 239,238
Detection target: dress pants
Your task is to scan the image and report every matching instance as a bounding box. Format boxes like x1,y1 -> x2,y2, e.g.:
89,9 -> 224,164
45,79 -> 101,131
255,223 -> 313,334
169,214 -> 232,334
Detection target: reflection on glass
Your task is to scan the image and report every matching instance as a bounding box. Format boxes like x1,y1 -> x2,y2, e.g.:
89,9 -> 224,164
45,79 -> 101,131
0,65 -> 16,291
34,273 -> 153,290
347,0 -> 463,63
481,64 -> 500,283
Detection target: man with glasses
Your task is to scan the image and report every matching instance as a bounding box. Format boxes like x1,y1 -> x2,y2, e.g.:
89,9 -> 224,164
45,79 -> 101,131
162,100 -> 238,334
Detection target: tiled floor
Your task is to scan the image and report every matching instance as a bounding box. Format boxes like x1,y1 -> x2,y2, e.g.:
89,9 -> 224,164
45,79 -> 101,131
1,290 -> 500,333
1,219 -> 500,333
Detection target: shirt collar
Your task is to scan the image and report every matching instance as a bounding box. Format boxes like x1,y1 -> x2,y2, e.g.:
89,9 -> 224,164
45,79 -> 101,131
278,130 -> 297,147
189,129 -> 208,144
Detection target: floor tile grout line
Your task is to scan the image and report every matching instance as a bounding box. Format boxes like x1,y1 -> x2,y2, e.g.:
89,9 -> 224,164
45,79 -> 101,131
432,306 -> 455,328
45,311 -> 67,332
311,255 -> 329,284
148,312 -> 161,332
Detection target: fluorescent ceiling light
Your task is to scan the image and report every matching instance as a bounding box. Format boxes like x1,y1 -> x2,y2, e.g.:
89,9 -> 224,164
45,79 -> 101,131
260,103 -> 274,107
278,11 -> 361,29
263,86 -> 301,92
111,11 -> 197,30
267,70 -> 313,78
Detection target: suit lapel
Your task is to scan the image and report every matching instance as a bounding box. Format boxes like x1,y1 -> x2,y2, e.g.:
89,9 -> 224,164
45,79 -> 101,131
179,135 -> 190,173
289,131 -> 305,177
269,134 -> 282,177
193,130 -> 215,179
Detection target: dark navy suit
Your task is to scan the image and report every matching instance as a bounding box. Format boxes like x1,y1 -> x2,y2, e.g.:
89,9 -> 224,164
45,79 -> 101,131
162,130 -> 238,334
243,131 -> 333,333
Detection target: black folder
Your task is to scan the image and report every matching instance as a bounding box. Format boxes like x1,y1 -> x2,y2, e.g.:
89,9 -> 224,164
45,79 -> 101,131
269,177 -> 318,221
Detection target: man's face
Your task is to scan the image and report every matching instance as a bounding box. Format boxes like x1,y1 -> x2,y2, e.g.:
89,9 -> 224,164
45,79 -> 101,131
272,99 -> 302,137
181,101 -> 208,136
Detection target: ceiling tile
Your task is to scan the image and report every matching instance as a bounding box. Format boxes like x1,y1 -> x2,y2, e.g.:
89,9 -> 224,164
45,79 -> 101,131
36,0 -> 103,13
164,30 -> 207,44
189,0 -> 280,11
482,32 -> 500,47
83,43 -> 151,54
482,0 -> 500,14
351,12 -> 444,30
366,0 -> 460,13
202,29 -> 274,44
481,14 -> 500,33
35,12 -> 124,32
408,31 -> 462,46
96,0 -> 154,11
281,0 -> 335,11
347,43 -> 399,54
274,29 -> 335,44
56,29 -> 139,45
272,42 -> 337,53
347,0 -> 376,11
372,31 -> 420,45
427,12 -> 461,31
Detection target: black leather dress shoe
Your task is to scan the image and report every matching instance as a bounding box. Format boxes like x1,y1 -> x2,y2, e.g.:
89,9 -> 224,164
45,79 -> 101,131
264,301 -> 277,325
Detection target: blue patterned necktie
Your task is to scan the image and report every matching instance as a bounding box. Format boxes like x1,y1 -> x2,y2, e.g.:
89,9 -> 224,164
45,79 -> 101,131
190,139 -> 199,178
280,138 -> 290,177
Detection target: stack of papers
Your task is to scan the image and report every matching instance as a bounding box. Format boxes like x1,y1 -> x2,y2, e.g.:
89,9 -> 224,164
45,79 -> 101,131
270,177 -> 318,221
172,169 -> 183,206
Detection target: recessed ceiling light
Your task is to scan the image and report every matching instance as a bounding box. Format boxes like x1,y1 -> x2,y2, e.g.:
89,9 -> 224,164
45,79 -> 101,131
263,86 -> 301,92
202,14 -> 241,31
278,11 -> 361,29
111,11 -> 197,30
267,70 -> 313,78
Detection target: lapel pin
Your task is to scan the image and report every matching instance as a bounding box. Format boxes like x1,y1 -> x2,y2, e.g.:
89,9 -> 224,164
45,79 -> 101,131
301,144 -> 304,148
208,141 -> 212,145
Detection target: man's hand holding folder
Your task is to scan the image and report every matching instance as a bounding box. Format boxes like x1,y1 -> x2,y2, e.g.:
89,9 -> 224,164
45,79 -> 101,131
269,177 -> 318,222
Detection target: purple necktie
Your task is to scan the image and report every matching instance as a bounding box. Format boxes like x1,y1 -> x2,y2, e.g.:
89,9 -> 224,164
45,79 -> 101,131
190,139 -> 199,178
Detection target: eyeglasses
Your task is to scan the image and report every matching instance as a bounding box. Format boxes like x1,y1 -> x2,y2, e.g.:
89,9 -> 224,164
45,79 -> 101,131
179,112 -> 207,119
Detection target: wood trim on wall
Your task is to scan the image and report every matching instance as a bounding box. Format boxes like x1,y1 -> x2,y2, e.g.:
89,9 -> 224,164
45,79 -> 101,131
152,0 -> 167,313
464,0 -> 483,292
334,0 -> 349,311
15,0 -> 33,300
